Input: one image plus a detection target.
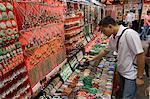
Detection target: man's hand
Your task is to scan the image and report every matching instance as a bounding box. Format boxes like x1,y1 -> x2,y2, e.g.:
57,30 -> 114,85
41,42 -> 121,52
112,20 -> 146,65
145,85 -> 150,96
84,50 -> 109,62
136,78 -> 144,85
136,52 -> 145,85
84,55 -> 95,61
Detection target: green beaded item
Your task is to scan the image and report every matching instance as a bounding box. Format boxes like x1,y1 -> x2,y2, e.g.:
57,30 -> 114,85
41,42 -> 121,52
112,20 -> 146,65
7,36 -> 11,41
82,76 -> 93,86
0,3 -> 6,11
12,20 -> 17,26
82,85 -> 91,90
0,30 -> 6,37
2,37 -> 7,41
8,0 -> 12,2
2,12 -> 8,20
0,22 -> 6,29
8,11 -> 14,19
7,28 -> 13,35
89,88 -> 98,94
0,49 -> 3,55
11,34 -> 15,39
6,3 -> 13,11
15,34 -> 19,39
0,38 -> 2,44
0,31 -> 3,36
0,14 -> 2,21
13,28 -> 18,34
6,21 -> 12,27
15,42 -> 21,48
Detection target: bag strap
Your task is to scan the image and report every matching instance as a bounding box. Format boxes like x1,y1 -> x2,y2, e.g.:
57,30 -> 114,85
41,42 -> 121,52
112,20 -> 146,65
116,28 -> 138,67
116,28 -> 129,51
146,43 -> 150,57
124,33 -> 137,67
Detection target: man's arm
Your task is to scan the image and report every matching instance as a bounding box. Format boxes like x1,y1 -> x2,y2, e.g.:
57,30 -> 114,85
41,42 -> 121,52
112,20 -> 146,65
137,52 -> 145,78
85,49 -> 110,61
136,52 -> 145,85
93,49 -> 109,60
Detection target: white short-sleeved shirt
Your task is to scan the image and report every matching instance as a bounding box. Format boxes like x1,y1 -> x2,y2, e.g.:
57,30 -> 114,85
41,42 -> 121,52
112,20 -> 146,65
106,25 -> 144,79
126,12 -> 135,23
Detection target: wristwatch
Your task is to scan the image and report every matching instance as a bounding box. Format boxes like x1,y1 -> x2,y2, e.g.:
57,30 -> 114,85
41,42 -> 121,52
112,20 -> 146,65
137,76 -> 143,79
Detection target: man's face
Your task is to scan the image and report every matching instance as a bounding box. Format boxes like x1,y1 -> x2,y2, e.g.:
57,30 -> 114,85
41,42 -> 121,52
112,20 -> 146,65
100,25 -> 114,37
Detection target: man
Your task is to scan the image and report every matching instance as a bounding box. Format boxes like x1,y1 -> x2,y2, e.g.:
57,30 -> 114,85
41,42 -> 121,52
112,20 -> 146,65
123,11 -> 129,27
140,10 -> 150,40
125,10 -> 135,28
87,16 -> 145,99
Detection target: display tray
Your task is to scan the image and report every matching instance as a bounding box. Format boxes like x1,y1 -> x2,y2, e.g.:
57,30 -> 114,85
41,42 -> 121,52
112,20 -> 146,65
59,58 -> 116,99
39,54 -> 117,99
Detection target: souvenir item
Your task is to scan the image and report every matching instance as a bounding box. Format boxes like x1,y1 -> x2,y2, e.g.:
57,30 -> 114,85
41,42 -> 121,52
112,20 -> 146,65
0,3 -> 6,11
12,20 -> 16,26
0,2 -> 31,98
7,28 -> 13,35
2,12 -> 8,20
0,22 -> 6,29
6,3 -> 13,11
0,14 -> 2,21
8,0 -> 12,2
8,11 -> 14,19
6,21 -> 12,27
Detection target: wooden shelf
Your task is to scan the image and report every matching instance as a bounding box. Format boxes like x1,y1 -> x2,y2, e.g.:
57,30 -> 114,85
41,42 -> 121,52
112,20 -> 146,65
65,17 -> 84,23
31,59 -> 67,95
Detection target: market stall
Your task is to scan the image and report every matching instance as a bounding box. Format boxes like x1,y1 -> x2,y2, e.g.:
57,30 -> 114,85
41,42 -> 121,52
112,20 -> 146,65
0,0 -> 118,99
37,34 -> 117,99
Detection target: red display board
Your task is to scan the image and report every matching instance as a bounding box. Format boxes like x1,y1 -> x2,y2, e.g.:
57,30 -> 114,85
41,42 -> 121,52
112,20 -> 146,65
14,0 -> 66,90
144,0 -> 150,3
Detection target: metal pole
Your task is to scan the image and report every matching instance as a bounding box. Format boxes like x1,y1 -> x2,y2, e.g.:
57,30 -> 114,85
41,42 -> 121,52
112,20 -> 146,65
138,0 -> 143,32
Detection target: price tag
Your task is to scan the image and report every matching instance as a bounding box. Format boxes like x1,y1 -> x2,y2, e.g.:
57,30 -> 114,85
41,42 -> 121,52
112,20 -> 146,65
83,39 -> 88,46
69,57 -> 78,68
86,36 -> 91,42
60,63 -> 72,81
76,51 -> 83,61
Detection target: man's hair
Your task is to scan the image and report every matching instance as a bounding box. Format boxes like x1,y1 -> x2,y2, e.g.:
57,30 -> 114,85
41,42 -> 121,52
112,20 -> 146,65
130,9 -> 134,12
98,16 -> 117,27
147,10 -> 150,14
